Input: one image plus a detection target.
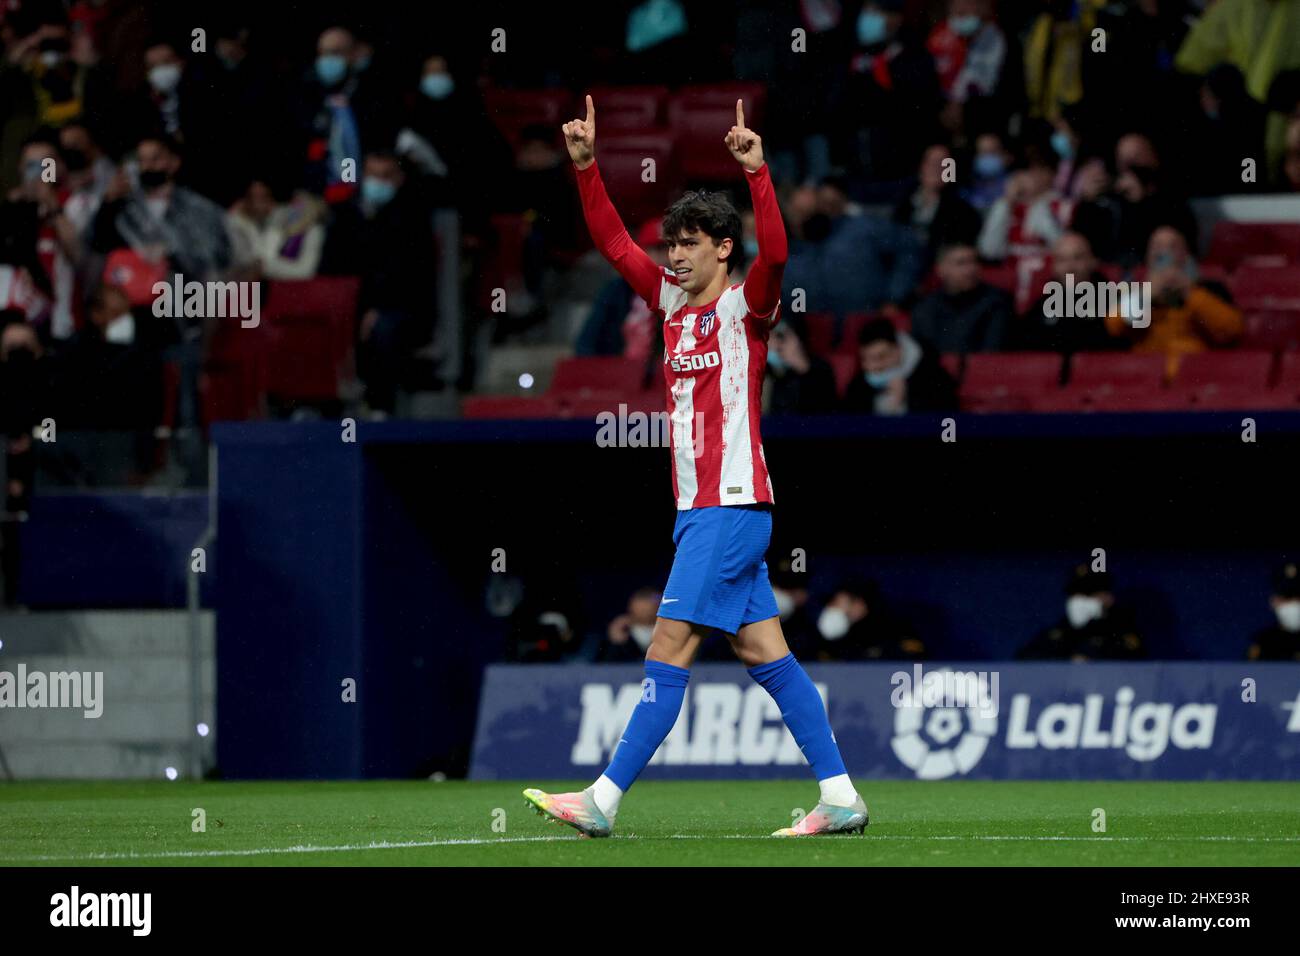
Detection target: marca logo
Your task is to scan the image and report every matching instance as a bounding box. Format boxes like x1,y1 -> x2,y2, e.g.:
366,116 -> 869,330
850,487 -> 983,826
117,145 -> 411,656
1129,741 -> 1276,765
571,681 -> 828,766
667,350 -> 720,373
893,683 -> 1218,780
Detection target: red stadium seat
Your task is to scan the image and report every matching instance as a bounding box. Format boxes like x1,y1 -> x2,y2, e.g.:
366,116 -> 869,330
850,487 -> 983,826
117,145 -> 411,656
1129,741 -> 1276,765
461,395 -> 563,419
1231,265 -> 1300,312
1275,353 -> 1300,404
583,86 -> 669,130
550,356 -> 650,397
1067,351 -> 1167,389
828,353 -> 857,399
594,132 -> 681,225
1206,222 -> 1300,270
940,353 -> 963,381
803,312 -> 836,357
1243,312 -> 1300,351
667,85 -> 766,182
202,318 -> 268,425
672,82 -> 767,117
482,87 -> 571,148
1170,351 -> 1274,396
959,352 -> 1062,412
261,277 -> 360,403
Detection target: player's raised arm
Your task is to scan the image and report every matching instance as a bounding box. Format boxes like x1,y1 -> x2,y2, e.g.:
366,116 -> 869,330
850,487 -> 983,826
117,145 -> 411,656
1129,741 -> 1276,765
565,94 -> 662,306
728,99 -> 787,325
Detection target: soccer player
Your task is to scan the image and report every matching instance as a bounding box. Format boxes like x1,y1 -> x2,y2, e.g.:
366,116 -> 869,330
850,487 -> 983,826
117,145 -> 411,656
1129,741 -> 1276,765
523,96 -> 868,838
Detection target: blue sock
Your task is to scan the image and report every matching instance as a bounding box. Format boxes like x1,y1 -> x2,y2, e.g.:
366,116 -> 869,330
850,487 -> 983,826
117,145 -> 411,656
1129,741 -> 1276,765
603,660 -> 690,791
747,653 -> 847,781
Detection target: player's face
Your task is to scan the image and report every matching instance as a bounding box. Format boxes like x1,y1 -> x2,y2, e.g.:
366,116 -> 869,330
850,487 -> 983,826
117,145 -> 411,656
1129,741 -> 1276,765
666,228 -> 730,294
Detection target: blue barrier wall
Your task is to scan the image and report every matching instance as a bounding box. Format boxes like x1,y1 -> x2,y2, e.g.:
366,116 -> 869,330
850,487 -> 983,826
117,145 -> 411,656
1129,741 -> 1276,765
470,662 -> 1300,780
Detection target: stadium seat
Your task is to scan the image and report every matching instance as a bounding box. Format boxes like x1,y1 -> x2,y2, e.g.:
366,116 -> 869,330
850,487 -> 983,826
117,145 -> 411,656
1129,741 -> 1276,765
1231,265 -> 1300,312
1170,351 -> 1274,397
583,86 -> 669,130
667,84 -> 766,182
1243,312 -> 1300,351
1205,222 -> 1300,270
202,319 -> 268,425
1067,351 -> 1168,389
803,312 -> 836,357
482,87 -> 571,147
594,132 -> 681,225
550,356 -> 650,397
940,353 -> 963,382
959,352 -> 1062,412
461,394 -> 564,419
261,277 -> 360,403
828,353 -> 857,399
1275,353 -> 1300,404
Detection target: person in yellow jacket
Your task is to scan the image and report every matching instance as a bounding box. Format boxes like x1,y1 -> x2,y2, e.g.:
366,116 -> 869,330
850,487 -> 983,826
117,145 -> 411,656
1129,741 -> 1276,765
1105,226 -> 1244,379
1176,0 -> 1300,176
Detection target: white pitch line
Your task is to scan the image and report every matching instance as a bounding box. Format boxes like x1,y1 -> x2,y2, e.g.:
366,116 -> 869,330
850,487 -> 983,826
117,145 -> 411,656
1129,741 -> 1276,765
4,832 -> 1299,863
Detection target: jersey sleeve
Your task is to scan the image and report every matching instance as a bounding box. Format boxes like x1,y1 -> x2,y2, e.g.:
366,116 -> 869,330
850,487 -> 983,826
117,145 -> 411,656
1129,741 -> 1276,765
574,160 -> 665,310
740,163 -> 788,323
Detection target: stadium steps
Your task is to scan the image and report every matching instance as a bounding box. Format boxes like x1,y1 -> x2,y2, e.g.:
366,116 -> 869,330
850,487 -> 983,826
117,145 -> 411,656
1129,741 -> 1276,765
0,610 -> 214,779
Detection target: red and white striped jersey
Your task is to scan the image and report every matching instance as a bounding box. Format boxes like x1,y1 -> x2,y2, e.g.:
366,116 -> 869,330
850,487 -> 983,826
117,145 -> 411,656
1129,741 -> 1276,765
652,269 -> 776,509
575,160 -> 787,510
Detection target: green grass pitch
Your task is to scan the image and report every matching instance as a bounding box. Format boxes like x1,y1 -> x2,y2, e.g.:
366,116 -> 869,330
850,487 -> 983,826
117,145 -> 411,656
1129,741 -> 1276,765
2,780 -> 1298,866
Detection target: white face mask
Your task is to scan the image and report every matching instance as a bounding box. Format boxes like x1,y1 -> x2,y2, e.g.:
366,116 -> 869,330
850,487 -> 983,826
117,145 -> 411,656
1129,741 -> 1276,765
1275,601 -> 1300,633
148,62 -> 182,94
104,312 -> 135,345
629,623 -> 654,650
818,606 -> 851,640
1066,595 -> 1105,629
773,588 -> 795,620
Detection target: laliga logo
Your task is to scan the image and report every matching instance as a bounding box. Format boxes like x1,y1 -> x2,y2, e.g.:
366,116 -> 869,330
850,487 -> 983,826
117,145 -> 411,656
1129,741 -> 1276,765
890,667 -> 998,780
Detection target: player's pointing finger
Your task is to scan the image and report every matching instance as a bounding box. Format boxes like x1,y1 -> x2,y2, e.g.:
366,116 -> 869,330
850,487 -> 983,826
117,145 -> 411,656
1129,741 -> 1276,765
585,94 -> 595,126
736,99 -> 745,129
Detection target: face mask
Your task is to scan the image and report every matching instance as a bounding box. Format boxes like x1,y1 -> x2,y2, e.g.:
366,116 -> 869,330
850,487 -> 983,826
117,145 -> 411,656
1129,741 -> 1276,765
138,168 -> 170,190
315,54 -> 348,87
857,10 -> 888,46
40,50 -> 65,69
105,312 -> 135,345
1275,601 -> 1300,633
629,623 -> 654,650
974,153 -> 1005,179
361,177 -> 397,207
1066,595 -> 1104,629
949,15 -> 981,36
148,63 -> 182,94
420,73 -> 454,100
1051,130 -> 1074,160
767,349 -> 786,373
22,160 -> 45,184
865,366 -> 902,388
773,588 -> 795,620
818,606 -> 851,640
743,238 -> 759,258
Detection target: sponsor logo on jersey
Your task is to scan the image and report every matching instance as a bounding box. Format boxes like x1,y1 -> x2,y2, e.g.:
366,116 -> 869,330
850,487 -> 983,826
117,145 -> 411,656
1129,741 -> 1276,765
667,350 -> 720,373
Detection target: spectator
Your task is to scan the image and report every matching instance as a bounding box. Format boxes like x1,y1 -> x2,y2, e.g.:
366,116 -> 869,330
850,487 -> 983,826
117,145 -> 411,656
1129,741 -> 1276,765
1281,116 -> 1300,191
839,0 -> 942,190
977,161 -> 1071,265
1247,561 -> 1300,662
0,315 -> 51,603
843,317 -> 957,414
783,175 -> 926,320
962,130 -> 1013,212
1184,64 -> 1268,196
320,151 -> 438,414
1022,0 -> 1102,123
1015,231 -> 1126,356
1108,132 -> 1198,267
1104,225 -> 1243,379
765,316 -> 838,415
813,576 -> 926,661
1017,565 -> 1146,661
58,120 -> 116,201
576,218 -> 666,359
768,555 -> 818,659
910,242 -> 1013,353
228,178 -> 327,280
927,0 -> 1006,136
893,143 -> 982,257
596,586 -> 660,663
90,134 -> 233,282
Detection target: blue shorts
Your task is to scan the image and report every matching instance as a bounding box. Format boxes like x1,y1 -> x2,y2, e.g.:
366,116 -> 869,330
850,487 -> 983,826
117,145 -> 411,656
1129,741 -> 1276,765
658,504 -> 779,635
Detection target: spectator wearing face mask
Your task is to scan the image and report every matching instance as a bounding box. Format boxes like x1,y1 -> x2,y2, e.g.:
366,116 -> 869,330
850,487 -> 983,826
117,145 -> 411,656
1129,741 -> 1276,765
813,576 -> 926,662
320,150 -> 437,414
843,317 -> 957,415
977,160 -> 1072,266
910,242 -> 1012,354
927,0 -> 1006,137
765,316 -> 838,415
893,143 -> 982,259
597,586 -> 662,663
962,131 -> 1013,212
1108,132 -> 1197,268
0,21 -> 111,159
1017,565 -> 1145,661
1247,562 -> 1300,662
1104,225 -> 1242,379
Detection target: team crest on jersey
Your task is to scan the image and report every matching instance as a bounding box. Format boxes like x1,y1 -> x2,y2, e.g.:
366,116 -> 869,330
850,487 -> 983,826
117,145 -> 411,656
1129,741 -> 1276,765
697,309 -> 717,338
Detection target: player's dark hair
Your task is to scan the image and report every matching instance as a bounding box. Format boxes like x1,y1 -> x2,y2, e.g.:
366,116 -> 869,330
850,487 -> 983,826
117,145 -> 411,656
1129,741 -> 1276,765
662,189 -> 743,274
